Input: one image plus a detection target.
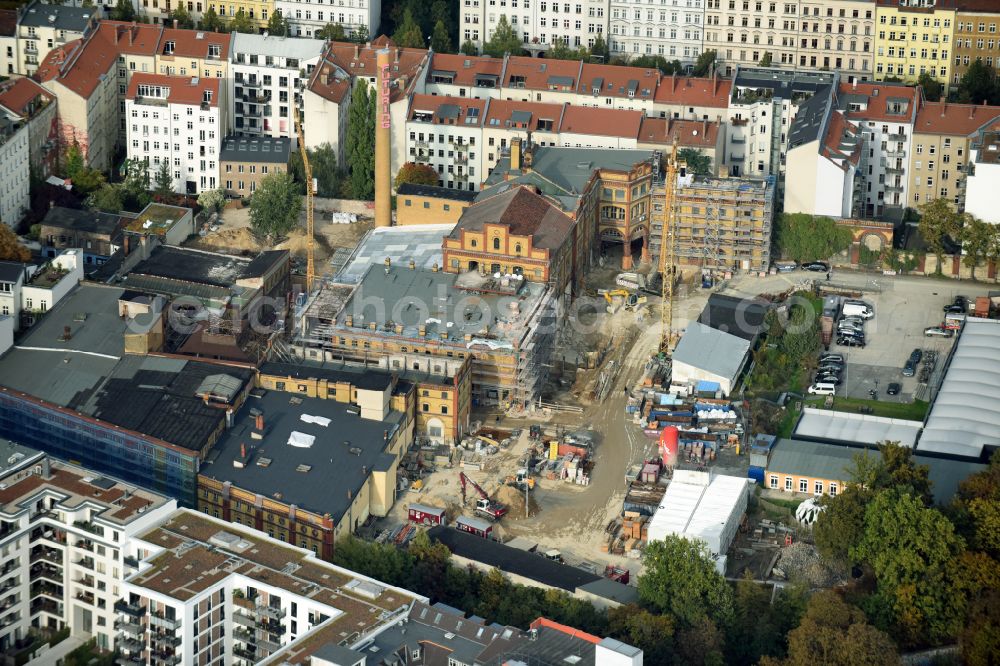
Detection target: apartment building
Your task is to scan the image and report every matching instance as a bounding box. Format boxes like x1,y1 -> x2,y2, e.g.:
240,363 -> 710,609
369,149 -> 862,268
874,0 -> 956,90
100,21 -> 163,140
953,2 -> 1000,85
609,0 -> 704,63
0,10 -> 15,77
16,1 -> 96,77
154,27 -> 229,80
117,510 -> 420,666
406,94 -> 487,192
0,93 -> 31,228
423,52 -> 505,99
37,206 -> 127,264
125,73 -> 224,195
480,98 -> 564,168
0,442 -> 176,654
724,67 -> 838,180
276,0 -> 382,39
797,0 -> 876,78
230,32 -> 324,145
304,41 -> 430,170
36,28 -> 118,172
838,80 -> 921,214
704,0 -> 804,75
966,128 -> 1000,224
636,117 -> 727,171
650,73 -> 732,119
461,0 -> 609,54
909,100 -> 1000,210
207,0 -> 273,29
0,262 -> 24,326
220,135 -> 291,198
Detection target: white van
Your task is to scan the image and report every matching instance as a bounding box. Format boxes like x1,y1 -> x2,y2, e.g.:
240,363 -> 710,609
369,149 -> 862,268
842,301 -> 874,320
807,382 -> 837,396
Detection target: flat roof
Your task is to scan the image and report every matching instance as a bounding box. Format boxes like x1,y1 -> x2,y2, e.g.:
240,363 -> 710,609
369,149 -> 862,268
335,224 -> 453,284
919,317 -> 1000,460
131,246 -> 252,288
767,437 -> 872,482
126,203 -> 191,234
40,206 -> 124,236
231,32 -> 325,59
396,182 -> 479,202
260,361 -> 395,391
697,294 -> 769,342
200,389 -> 404,519
20,1 -> 94,30
794,407 -> 922,448
0,437 -> 43,478
671,321 -> 751,384
733,66 -> 838,99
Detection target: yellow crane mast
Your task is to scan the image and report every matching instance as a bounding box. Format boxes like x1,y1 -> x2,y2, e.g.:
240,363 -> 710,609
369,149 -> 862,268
293,107 -> 315,292
659,138 -> 680,355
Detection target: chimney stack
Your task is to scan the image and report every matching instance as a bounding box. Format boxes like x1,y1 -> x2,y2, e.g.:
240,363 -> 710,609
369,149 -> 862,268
354,44 -> 360,59
374,48 -> 392,227
510,137 -> 522,170
255,413 -> 264,431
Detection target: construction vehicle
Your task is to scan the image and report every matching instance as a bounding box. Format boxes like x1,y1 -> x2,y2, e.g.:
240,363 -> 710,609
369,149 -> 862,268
659,138 -> 684,356
459,472 -> 508,521
604,565 -> 630,584
504,468 -> 535,491
292,107 -> 315,292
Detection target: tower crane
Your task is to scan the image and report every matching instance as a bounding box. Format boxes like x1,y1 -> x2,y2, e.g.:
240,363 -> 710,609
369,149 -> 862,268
293,107 -> 315,292
659,138 -> 682,356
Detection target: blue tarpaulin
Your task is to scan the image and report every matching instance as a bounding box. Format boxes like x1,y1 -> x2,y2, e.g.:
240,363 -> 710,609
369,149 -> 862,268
696,380 -> 721,393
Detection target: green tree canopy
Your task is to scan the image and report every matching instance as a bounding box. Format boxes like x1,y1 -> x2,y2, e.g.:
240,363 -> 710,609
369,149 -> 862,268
917,72 -> 943,101
290,144 -> 342,198
0,224 -> 30,262
638,535 -> 734,629
199,7 -> 225,32
120,158 -> 151,211
395,162 -> 440,188
774,213 -> 853,264
392,8 -> 425,49
316,23 -> 348,41
759,51 -> 773,67
960,213 -> 999,280
460,39 -> 479,56
590,34 -> 610,62
351,25 -> 369,43
109,0 -> 135,21
86,184 -> 125,214
197,188 -> 226,214
267,9 -> 289,36
228,9 -> 255,34
953,450 -> 1000,559
430,19 -> 452,53
678,148 -> 712,176
169,4 -> 195,29
918,197 -> 963,269
483,16 -> 522,58
693,50 -> 717,77
249,173 -> 302,245
548,37 -> 588,61
956,59 -> 1000,105
153,161 -> 173,197
345,80 -> 376,200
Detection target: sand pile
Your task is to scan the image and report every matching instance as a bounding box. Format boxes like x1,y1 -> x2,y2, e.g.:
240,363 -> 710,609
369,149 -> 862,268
495,485 -> 541,519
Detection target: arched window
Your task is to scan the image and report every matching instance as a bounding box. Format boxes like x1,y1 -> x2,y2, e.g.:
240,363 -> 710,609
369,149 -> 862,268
514,243 -> 522,255
493,237 -> 501,250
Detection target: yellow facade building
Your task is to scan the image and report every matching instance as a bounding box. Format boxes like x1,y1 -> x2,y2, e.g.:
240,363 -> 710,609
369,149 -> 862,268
396,183 -> 477,226
953,4 -> 1000,85
874,1 -> 956,91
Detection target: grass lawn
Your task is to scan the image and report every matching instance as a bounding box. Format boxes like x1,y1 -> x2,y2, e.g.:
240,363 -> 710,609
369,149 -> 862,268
803,396 -> 930,421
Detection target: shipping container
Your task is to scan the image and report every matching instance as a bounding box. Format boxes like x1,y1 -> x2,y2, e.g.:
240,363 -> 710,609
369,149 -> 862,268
747,466 -> 765,485
975,296 -> 990,318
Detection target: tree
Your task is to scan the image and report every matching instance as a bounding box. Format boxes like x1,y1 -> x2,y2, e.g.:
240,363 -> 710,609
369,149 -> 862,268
693,50 -> 717,77
345,80 -> 375,200
759,51 -> 773,67
86,184 -> 125,214
121,158 -> 151,211
197,188 -> 226,214
775,213 -> 853,263
762,591 -> 900,666
62,143 -> 85,181
290,144 -> 341,197
249,173 -> 302,245
678,148 -> 712,176
460,39 -> 479,56
548,37 -> 586,61
393,9 -> 425,49
851,489 -> 968,646
316,23 -> 347,41
228,9 -> 255,34
266,9 -> 289,36
953,450 -> 1000,559
961,213 -> 998,280
726,574 -> 807,665
918,197 -> 962,270
430,19 -> 452,53
351,25 -> 369,44
638,535 -> 734,629
607,604 -> 675,665
154,161 -> 173,197
199,7 -> 225,32
955,59 -> 1000,105
590,34 -> 610,62
395,162 -> 440,188
917,72 -> 943,101
482,16 -> 522,58
109,0 -> 135,21
169,4 -> 195,29
0,224 -> 29,262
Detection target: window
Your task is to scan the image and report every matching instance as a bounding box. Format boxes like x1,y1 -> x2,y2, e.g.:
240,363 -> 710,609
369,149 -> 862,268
769,475 -> 778,489
799,479 -> 808,492
493,237 -> 501,250
814,480 -> 823,495
829,483 -> 838,497
785,477 -> 793,491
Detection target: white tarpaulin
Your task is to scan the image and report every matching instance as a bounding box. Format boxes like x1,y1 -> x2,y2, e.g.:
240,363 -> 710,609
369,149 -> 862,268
300,414 -> 331,427
288,431 -> 316,448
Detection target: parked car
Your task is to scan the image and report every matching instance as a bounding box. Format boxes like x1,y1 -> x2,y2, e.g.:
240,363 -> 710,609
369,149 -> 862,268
924,325 -> 954,337
886,382 -> 901,396
817,366 -> 843,376
838,336 -> 865,347
819,353 -> 844,363
808,382 -> 837,395
815,373 -> 842,385
943,303 -> 966,314
842,302 -> 874,319
774,261 -> 798,273
803,262 -> 829,272
909,348 -> 923,364
902,359 -> 917,377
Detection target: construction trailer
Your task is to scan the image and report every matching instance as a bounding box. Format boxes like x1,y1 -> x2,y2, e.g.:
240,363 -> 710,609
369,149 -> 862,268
456,515 -> 494,539
408,504 -> 446,526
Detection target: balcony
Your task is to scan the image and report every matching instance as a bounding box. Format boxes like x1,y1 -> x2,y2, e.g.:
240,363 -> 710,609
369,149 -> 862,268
1,559 -> 19,576
30,564 -> 61,583
884,183 -> 904,193
75,591 -> 95,605
256,604 -> 286,620
151,650 -> 181,665
730,135 -> 746,144
30,510 -> 58,524
242,106 -> 262,118
0,578 -> 16,594
115,617 -> 144,636
30,581 -> 61,599
888,132 -> 906,142
73,520 -> 104,536
123,556 -> 139,569
73,539 -> 94,552
150,631 -> 181,648
414,140 -> 430,149
234,627 -> 255,644
233,646 -> 257,660
243,79 -> 261,88
149,612 -> 181,631
74,557 -> 95,570
30,598 -> 61,616
885,165 -> 904,175
886,150 -> 906,159
454,154 -> 468,164
30,526 -> 65,544
233,612 -> 256,629
115,600 -> 146,617
257,635 -> 282,651
30,549 -> 62,565
453,142 -> 470,152
256,618 -> 286,634
117,634 -> 146,653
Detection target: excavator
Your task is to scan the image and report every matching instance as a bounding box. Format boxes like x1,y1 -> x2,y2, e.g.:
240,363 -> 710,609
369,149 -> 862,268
459,472 -> 508,521
600,289 -> 645,311
503,468 -> 535,491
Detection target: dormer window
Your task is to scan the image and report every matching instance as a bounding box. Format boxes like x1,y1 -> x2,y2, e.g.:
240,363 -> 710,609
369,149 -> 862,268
163,40 -> 175,55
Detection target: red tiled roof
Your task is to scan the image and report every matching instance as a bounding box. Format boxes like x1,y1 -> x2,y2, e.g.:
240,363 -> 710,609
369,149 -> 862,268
502,55 -> 581,91
96,20 -> 163,55
914,101 -> 1000,136
452,186 -> 575,250
408,93 -> 487,125
822,111 -> 861,167
35,31 -> 116,99
483,98 -> 564,131
956,0 -> 1000,13
638,117 -> 720,148
126,73 -> 221,107
530,618 -> 601,645
838,81 -> 921,123
0,9 -> 16,37
558,104 -> 642,139
309,41 -> 428,104
428,52 -> 504,87
653,74 -> 731,108
159,27 -> 229,60
0,77 -> 53,117
577,62 -> 658,100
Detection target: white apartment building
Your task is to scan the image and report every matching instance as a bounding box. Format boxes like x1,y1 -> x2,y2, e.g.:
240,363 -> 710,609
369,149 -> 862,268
117,509 -> 420,665
15,1 -> 96,77
461,0 -> 609,55
0,112 -> 29,228
406,95 -> 487,192
0,261 -> 24,327
609,0 -> 704,64
125,74 -> 224,195
0,442 -> 175,654
277,0 -> 381,39
967,129 -> 1000,225
230,33 -> 323,147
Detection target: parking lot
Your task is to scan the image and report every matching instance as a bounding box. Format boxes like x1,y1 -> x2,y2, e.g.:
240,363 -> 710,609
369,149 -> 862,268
817,280 -> 962,402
